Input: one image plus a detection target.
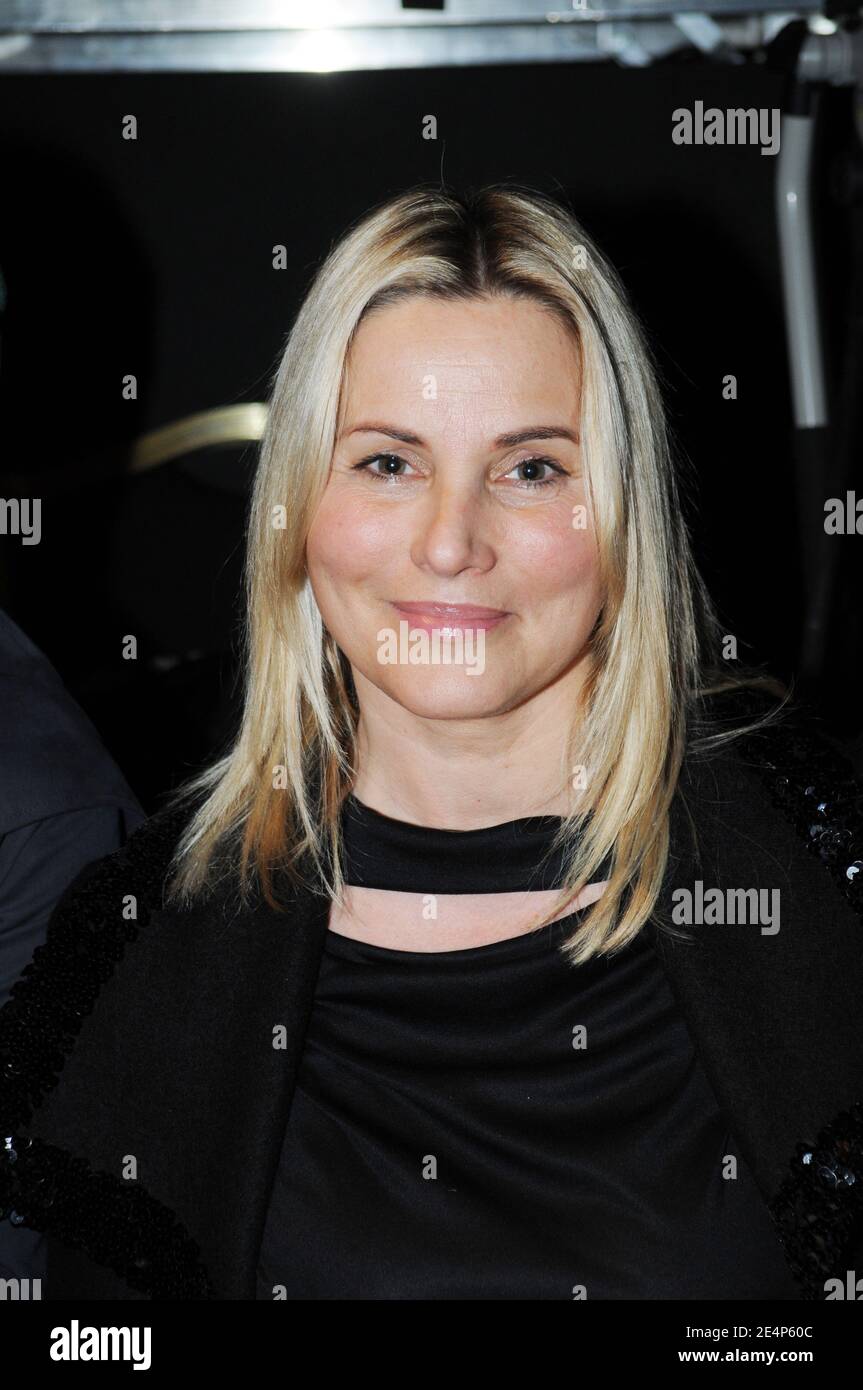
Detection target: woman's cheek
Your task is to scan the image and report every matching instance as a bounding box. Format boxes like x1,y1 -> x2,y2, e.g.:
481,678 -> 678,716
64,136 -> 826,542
567,524 -> 601,587
505,508 -> 599,590
307,491 -> 396,577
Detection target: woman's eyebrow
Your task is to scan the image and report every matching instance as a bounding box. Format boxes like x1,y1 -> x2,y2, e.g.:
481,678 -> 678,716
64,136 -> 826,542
340,423 -> 580,447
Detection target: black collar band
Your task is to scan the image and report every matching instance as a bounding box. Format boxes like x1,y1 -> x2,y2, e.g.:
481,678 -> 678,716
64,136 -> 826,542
339,793 -> 601,894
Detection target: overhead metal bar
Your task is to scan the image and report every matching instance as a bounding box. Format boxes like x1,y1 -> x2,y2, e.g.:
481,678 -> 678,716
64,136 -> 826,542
0,1 -> 824,30
0,0 -> 827,73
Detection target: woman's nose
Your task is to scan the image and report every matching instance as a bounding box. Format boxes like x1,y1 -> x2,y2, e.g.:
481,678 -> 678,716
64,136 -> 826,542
409,484 -> 494,575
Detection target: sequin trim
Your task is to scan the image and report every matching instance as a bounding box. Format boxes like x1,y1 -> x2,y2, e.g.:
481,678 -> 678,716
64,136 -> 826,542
703,688 -> 863,917
703,689 -> 863,1300
0,1133 -> 215,1299
0,803 -> 216,1298
768,1104 -> 863,1301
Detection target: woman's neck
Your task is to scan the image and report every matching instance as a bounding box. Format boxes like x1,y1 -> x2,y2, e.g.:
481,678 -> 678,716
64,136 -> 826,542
350,669 -> 586,829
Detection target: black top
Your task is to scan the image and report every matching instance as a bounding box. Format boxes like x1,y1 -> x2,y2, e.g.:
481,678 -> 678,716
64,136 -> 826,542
255,794 -> 801,1300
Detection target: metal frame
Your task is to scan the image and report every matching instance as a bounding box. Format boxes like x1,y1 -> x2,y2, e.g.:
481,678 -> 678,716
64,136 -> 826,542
0,1 -> 823,73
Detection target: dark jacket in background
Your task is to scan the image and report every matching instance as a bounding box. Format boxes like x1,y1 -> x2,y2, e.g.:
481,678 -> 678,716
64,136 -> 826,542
1,689 -> 862,1300
0,608 -> 145,1281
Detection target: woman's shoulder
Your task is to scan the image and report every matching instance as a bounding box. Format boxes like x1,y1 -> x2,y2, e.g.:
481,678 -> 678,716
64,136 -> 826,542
0,791 -> 320,1130
676,683 -> 863,926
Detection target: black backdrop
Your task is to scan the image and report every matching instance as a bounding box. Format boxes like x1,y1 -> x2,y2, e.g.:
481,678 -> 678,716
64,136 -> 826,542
0,58 -> 860,810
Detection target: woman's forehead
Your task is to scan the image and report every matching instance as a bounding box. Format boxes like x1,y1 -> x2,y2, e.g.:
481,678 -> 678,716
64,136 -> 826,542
340,297 -> 581,432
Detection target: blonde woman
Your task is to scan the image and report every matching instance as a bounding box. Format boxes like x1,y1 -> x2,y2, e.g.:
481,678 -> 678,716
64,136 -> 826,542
2,184 -> 862,1302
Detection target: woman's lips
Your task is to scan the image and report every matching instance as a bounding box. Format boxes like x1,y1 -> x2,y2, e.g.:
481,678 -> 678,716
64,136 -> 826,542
391,601 -> 511,632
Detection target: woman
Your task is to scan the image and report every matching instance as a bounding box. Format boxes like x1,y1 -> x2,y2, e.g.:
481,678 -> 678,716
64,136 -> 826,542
2,183 -> 862,1302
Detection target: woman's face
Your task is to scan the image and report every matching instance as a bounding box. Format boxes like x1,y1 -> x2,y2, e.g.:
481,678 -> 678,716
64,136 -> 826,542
305,293 -> 603,720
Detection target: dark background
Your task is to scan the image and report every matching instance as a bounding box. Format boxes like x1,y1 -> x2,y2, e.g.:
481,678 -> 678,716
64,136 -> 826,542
0,58 -> 860,810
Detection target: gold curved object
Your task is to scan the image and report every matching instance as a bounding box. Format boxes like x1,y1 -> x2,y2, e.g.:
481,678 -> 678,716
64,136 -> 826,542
128,403 -> 269,473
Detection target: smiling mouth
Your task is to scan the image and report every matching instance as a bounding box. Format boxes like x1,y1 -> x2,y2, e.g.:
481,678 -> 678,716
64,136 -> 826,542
390,601 -> 511,631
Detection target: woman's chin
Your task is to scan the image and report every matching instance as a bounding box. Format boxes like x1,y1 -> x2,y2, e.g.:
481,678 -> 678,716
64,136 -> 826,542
375,673 -> 518,721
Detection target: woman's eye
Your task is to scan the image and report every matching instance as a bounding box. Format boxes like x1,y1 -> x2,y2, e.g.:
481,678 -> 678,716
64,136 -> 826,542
504,457 -> 566,489
351,452 -> 417,482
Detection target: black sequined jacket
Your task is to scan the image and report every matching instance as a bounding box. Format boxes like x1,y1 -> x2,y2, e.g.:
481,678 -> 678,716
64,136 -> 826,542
2,692 -> 863,1301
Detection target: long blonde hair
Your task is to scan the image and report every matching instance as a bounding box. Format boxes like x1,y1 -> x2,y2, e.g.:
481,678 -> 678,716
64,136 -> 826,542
162,181 -> 788,966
